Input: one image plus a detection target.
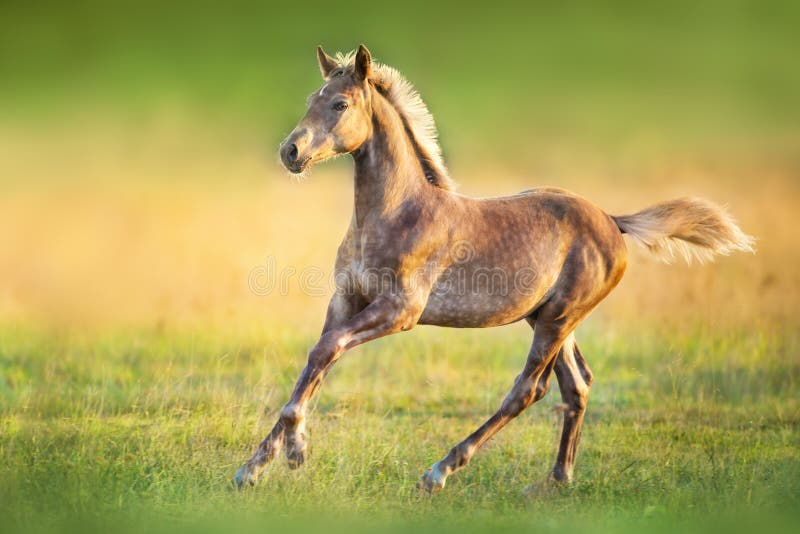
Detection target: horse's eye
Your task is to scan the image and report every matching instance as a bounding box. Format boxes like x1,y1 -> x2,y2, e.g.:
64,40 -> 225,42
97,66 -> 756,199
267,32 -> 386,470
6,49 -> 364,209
333,101 -> 348,112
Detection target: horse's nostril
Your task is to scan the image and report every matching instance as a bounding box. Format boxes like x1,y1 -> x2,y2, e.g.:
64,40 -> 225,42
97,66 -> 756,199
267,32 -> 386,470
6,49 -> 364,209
287,144 -> 298,163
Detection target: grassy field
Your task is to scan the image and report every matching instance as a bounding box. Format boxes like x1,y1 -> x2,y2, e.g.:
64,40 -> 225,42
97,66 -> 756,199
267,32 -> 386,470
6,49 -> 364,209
1,321 -> 798,533
2,1 -> 799,532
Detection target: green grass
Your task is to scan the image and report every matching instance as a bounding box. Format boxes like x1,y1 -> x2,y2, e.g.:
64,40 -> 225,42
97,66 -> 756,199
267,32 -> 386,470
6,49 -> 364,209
2,322 -> 798,532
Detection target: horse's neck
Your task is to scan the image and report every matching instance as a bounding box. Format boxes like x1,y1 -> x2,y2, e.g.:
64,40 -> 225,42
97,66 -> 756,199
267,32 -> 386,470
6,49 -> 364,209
352,91 -> 426,226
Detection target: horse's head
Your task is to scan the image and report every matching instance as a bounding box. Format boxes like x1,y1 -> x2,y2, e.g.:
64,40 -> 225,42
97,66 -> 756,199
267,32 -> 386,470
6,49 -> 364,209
279,45 -> 374,174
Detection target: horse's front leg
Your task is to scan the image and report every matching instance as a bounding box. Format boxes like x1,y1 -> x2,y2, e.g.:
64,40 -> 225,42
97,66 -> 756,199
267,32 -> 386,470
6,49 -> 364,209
283,292 -> 366,469
233,295 -> 417,488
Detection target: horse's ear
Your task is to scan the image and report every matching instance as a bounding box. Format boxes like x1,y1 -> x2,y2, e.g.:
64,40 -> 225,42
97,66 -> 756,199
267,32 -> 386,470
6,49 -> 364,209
317,46 -> 337,79
354,44 -> 372,82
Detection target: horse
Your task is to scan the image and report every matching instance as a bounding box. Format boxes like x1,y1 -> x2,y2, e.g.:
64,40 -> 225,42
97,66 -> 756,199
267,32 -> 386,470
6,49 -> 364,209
234,45 -> 754,493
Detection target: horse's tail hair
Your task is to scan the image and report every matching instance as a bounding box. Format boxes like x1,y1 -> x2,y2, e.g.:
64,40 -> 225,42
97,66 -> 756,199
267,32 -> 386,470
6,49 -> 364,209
612,197 -> 755,265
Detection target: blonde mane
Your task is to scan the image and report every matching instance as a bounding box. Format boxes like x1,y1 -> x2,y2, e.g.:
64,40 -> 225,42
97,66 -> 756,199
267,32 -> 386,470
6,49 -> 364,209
331,51 -> 455,191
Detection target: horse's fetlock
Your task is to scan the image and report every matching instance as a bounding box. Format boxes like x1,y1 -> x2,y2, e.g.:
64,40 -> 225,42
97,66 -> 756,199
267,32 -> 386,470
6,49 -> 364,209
280,405 -> 303,425
452,443 -> 474,466
552,464 -> 574,483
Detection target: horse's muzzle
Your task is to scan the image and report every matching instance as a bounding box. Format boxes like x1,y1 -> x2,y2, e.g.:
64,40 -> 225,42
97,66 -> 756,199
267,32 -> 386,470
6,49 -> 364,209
279,129 -> 314,174
280,142 -> 306,173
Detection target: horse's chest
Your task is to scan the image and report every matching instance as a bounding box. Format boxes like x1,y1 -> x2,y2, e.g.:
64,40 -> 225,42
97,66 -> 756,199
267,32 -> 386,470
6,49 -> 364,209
336,227 -> 413,301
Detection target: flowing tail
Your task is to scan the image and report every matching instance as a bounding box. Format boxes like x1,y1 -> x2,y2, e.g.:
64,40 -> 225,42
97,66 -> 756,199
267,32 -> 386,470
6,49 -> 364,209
612,197 -> 755,264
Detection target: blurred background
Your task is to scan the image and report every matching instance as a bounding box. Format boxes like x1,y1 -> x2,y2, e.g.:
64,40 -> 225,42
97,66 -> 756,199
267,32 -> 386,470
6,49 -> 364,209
1,0 -> 798,332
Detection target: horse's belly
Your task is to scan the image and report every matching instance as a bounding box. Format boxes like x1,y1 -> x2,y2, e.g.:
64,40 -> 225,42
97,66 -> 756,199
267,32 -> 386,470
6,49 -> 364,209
418,279 -> 550,328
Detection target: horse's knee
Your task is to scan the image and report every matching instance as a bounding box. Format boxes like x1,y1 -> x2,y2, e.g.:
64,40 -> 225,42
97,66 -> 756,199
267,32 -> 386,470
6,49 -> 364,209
449,442 -> 476,470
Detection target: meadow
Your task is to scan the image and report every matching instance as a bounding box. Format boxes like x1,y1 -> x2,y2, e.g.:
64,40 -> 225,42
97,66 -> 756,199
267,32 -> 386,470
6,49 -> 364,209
1,1 -> 799,532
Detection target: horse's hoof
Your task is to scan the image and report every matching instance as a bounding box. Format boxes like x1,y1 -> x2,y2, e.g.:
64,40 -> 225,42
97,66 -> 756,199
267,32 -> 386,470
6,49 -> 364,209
416,465 -> 446,494
286,447 -> 306,470
232,466 -> 257,490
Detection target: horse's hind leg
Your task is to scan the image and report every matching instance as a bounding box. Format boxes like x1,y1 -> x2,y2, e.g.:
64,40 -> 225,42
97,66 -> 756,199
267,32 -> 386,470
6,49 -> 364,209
417,312 -> 575,493
551,334 -> 593,483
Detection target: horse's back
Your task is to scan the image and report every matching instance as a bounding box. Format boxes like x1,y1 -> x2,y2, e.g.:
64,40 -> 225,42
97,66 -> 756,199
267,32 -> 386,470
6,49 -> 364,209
418,187 -> 627,327
469,186 -> 624,253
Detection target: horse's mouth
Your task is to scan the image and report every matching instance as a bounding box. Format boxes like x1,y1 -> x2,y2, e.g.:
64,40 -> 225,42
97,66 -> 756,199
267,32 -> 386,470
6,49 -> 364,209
287,156 -> 312,174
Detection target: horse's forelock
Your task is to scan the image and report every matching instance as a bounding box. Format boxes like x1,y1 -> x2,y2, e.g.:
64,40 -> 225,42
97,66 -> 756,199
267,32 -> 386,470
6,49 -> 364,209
326,50 -> 454,191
